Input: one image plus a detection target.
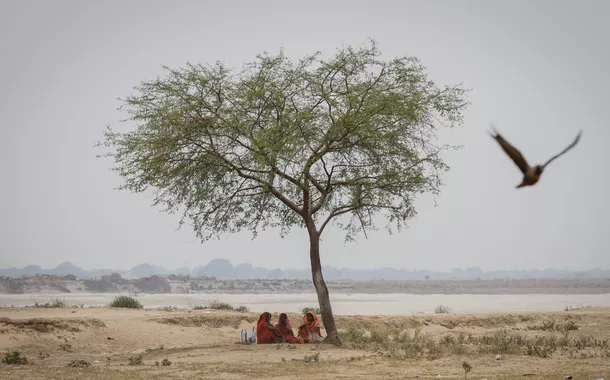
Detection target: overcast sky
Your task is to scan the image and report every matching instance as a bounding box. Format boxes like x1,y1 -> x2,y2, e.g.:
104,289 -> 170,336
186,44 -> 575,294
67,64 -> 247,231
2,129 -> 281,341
1,0 -> 608,272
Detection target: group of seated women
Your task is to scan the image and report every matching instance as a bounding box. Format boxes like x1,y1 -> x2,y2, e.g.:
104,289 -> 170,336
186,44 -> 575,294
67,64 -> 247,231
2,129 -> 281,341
256,311 -> 324,344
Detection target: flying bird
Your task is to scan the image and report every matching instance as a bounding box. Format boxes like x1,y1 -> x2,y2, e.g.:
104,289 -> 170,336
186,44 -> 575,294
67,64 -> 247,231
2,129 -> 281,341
489,125 -> 582,188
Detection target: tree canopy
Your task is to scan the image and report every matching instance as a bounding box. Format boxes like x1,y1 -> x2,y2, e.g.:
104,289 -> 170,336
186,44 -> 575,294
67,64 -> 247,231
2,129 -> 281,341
99,40 -> 469,244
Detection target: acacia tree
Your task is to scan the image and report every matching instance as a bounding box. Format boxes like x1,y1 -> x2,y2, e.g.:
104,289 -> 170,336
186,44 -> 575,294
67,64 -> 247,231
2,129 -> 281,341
99,40 -> 468,345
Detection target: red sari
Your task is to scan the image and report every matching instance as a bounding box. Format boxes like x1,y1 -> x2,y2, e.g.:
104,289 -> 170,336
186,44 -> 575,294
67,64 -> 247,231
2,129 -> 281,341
297,311 -> 323,343
256,312 -> 283,344
275,313 -> 301,344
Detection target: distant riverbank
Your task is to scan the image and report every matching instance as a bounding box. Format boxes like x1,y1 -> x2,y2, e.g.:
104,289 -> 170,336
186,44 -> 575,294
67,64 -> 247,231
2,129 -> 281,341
2,275 -> 610,295
2,292 -> 609,315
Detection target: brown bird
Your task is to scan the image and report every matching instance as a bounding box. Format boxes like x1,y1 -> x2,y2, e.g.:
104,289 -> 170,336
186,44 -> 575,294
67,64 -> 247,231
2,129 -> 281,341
489,126 -> 582,188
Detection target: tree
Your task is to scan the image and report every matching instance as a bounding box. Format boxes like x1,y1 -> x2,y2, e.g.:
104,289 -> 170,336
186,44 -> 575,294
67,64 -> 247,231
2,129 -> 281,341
97,40 -> 469,345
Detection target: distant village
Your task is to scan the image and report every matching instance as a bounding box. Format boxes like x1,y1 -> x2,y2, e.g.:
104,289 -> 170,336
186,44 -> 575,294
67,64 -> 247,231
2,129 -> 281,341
0,272 -> 317,295
2,271 -> 610,295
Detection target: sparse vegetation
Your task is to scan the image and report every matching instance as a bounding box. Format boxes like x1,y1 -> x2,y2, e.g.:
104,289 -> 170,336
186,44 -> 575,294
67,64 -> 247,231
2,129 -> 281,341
528,318 -> 579,332
59,343 -> 72,352
67,359 -> 91,368
109,295 -> 143,309
2,350 -> 28,365
339,324 -> 610,360
145,344 -> 165,353
435,304 -> 451,314
303,353 -> 320,363
462,361 -> 472,380
0,306 -> 609,379
32,297 -> 68,308
38,351 -> 49,360
128,354 -> 143,365
201,300 -> 249,313
302,307 -> 321,315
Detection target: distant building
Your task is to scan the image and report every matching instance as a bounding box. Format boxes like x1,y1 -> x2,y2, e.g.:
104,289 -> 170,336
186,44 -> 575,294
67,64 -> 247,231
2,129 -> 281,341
101,273 -> 122,282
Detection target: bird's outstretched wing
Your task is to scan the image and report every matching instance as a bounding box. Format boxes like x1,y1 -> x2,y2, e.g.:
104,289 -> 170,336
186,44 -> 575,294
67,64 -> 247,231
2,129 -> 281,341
489,125 -> 530,174
541,130 -> 582,169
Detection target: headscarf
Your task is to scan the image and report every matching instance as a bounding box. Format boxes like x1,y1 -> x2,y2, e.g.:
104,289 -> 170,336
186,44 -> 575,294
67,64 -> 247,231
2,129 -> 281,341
257,312 -> 271,327
303,311 -> 320,333
279,313 -> 292,330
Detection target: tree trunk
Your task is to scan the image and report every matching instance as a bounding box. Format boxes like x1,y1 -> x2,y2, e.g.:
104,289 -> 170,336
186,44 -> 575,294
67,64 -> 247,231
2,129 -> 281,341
307,228 -> 342,346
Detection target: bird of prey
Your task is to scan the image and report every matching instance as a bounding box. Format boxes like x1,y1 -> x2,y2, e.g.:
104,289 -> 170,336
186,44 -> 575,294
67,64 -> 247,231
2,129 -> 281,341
489,125 -> 582,189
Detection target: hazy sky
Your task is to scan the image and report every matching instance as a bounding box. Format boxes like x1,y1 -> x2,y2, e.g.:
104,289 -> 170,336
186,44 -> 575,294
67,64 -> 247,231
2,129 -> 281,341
1,0 -> 608,272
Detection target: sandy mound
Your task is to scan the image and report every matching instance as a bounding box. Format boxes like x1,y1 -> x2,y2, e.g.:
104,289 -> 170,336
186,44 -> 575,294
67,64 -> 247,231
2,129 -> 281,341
151,313 -> 258,329
0,317 -> 105,333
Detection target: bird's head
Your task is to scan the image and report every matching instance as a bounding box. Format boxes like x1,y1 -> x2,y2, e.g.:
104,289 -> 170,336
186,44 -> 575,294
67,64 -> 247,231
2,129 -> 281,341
535,165 -> 544,175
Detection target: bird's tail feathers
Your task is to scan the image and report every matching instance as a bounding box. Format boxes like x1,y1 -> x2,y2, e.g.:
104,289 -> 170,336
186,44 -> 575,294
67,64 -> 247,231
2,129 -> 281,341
488,122 -> 501,138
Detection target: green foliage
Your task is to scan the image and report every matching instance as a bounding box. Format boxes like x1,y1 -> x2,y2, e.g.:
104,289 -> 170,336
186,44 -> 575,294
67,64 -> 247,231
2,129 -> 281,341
98,39 -> 469,242
108,295 -> 143,309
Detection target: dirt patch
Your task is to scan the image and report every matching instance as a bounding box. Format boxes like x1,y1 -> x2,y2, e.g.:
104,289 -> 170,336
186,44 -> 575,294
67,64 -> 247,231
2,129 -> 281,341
0,317 -> 106,333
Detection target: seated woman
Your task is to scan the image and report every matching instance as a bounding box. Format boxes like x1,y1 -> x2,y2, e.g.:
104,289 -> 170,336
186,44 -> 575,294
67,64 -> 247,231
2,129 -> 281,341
275,313 -> 302,344
297,311 -> 324,343
256,312 -> 284,344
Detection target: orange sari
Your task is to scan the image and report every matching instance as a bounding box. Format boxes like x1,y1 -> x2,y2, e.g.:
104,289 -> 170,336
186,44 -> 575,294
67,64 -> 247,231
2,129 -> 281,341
275,313 -> 301,344
297,311 -> 322,343
256,312 -> 283,344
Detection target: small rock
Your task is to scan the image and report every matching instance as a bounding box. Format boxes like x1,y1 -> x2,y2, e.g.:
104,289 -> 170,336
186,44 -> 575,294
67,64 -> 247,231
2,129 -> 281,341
495,354 -> 505,360
436,375 -> 442,379
564,376 -> 572,380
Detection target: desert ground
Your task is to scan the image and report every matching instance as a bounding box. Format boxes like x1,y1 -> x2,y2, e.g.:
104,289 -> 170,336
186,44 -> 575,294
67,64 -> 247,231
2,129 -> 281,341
1,306 -> 609,379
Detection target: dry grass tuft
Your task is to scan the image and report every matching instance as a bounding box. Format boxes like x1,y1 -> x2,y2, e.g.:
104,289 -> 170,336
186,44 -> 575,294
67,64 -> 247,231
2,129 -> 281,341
2,350 -> 28,365
339,323 -> 610,360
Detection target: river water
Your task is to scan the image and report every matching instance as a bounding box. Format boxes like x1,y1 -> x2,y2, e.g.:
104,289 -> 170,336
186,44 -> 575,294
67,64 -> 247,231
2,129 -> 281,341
2,293 -> 609,315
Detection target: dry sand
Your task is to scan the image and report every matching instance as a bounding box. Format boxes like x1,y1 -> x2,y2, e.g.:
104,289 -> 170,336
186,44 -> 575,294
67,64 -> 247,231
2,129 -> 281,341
0,306 -> 609,379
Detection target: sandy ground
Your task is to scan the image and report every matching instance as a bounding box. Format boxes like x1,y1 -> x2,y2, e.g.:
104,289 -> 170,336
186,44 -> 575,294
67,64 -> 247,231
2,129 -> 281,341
1,307 -> 609,379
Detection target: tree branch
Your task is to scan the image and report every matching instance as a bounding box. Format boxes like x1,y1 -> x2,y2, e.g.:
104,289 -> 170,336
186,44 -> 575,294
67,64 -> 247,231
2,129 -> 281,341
317,206 -> 356,236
